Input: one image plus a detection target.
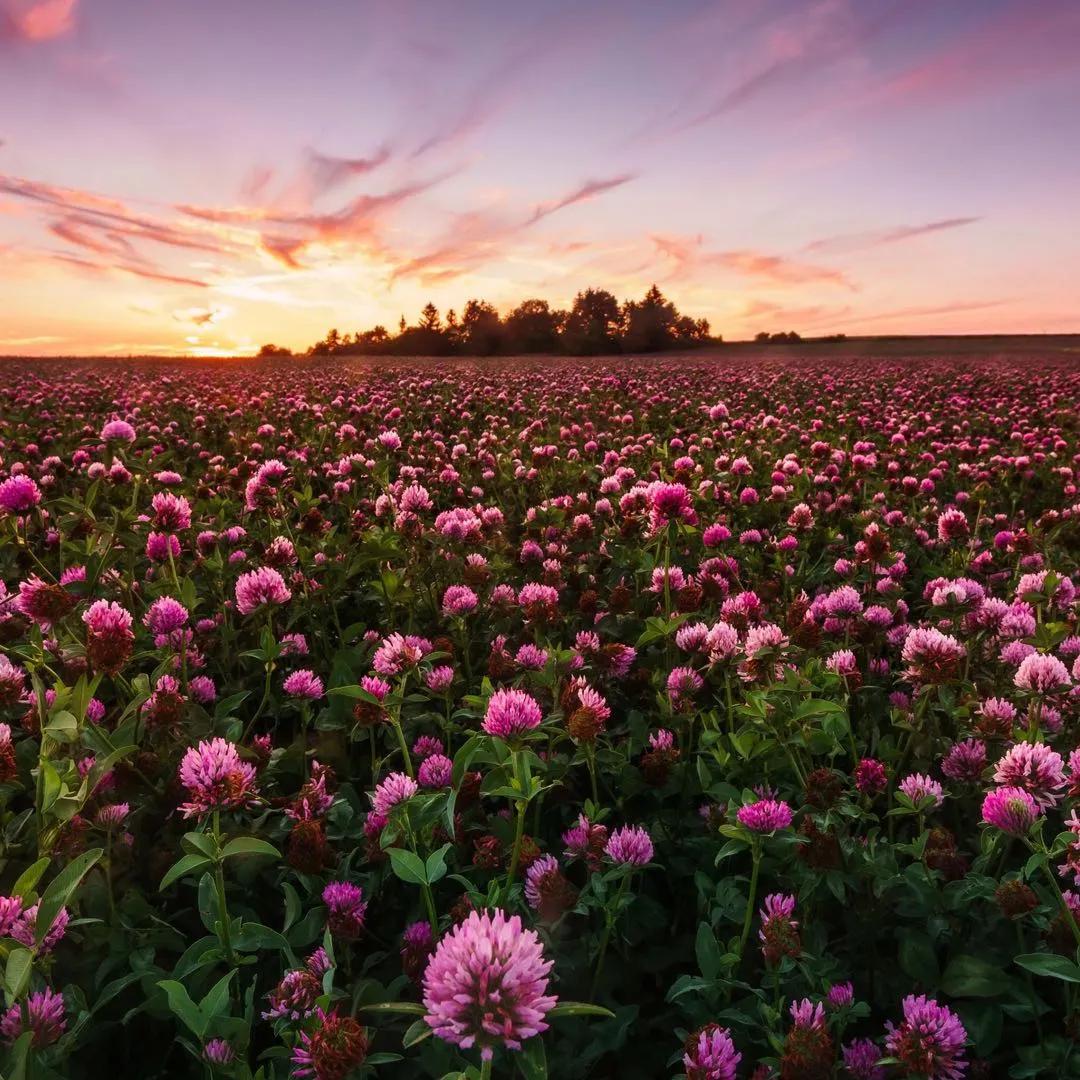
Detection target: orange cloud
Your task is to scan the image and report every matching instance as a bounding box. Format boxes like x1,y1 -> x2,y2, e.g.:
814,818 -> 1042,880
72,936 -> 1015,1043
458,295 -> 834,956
40,249 -> 208,288
180,173 -> 448,267
652,234 -> 854,290
0,174 -> 240,256
390,174 -> 640,285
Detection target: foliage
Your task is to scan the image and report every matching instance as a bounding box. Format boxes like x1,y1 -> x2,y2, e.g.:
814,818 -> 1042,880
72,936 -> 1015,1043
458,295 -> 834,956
0,353 -> 1076,1078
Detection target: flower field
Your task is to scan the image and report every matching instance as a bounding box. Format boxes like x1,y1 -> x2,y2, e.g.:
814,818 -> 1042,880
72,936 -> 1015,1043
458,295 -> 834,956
0,352 -> 1079,1079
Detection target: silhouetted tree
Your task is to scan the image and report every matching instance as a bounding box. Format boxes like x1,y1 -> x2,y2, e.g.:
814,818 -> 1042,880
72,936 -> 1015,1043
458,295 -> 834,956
621,284 -> 678,353
353,325 -> 389,352
419,303 -> 441,332
505,299 -> 562,353
461,299 -> 503,355
256,343 -> 292,358
299,286 -> 718,357
444,309 -> 462,350
673,315 -> 713,344
563,288 -> 621,354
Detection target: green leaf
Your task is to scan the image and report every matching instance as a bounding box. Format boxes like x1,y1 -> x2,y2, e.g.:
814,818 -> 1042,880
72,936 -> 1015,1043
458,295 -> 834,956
517,1036 -> 548,1079
39,759 -> 62,814
940,955 -> 1007,998
388,848 -> 428,885
5,1031 -> 32,1080
452,734 -> 482,787
358,1001 -> 427,1016
198,969 -> 234,1022
181,831 -> 218,859
4,947 -> 33,1005
158,979 -> 206,1038
43,710 -> 79,741
160,854 -> 212,891
328,685 -> 383,704
221,837 -> 281,861
1015,953 -> 1080,983
10,858 -> 49,900
898,932 -> 939,988
425,843 -> 452,884
35,847 -> 102,944
402,1019 -> 433,1048
547,1001 -> 617,1019
234,921 -> 291,953
282,881 -> 302,932
695,922 -> 722,981
214,691 -> 251,719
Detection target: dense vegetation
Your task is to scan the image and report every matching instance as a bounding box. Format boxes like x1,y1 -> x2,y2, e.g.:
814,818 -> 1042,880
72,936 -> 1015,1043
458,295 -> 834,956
259,286 -> 713,359
0,353 -> 1077,1079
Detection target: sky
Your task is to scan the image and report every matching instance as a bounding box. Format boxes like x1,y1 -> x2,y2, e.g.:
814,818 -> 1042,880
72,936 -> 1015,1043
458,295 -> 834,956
1,0 -> 1079,356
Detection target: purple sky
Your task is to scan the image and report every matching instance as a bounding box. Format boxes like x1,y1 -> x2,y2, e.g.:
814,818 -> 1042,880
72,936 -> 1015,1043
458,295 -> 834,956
1,0 -> 1078,355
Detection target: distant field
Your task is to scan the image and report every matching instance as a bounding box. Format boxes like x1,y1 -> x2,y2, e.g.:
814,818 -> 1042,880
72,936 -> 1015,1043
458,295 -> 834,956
0,343 -> 1078,1078
3,333 -> 1080,368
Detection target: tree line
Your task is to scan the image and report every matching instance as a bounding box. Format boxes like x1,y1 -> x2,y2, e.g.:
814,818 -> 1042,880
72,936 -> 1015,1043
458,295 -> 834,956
258,285 -> 715,359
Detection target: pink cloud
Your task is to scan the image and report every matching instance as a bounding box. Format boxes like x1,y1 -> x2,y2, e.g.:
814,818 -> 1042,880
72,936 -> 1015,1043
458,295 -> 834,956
527,174 -> 637,225
652,234 -> 854,290
632,1 -> 909,142
180,173 -> 448,267
3,0 -> 77,41
305,145 -> 392,197
389,174 -> 639,285
861,1 -> 1080,110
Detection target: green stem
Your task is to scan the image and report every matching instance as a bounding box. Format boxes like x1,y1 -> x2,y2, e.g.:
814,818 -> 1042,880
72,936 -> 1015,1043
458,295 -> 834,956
407,824 -> 440,939
737,840 -> 762,964
104,832 -> 116,921
504,799 -> 527,899
212,812 -> 237,966
391,714 -> 414,777
1041,858 -> 1080,951
479,1057 -> 492,1080
241,655 -> 275,743
590,877 -> 630,1000
585,744 -> 599,806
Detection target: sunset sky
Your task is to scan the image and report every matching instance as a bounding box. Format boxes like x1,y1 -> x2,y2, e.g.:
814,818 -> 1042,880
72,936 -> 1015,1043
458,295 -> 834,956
1,0 -> 1078,356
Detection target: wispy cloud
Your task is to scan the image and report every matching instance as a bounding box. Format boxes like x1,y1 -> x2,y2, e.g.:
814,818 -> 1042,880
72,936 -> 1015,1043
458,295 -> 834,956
410,42 -> 544,160
830,298 -> 1010,326
0,174 -> 241,258
389,173 -> 640,285
633,0 -> 910,143
861,0 -> 1080,110
180,172 -> 449,267
527,173 -> 637,225
172,304 -> 230,327
804,216 -> 980,255
42,249 -> 209,288
305,145 -> 392,197
652,234 -> 855,290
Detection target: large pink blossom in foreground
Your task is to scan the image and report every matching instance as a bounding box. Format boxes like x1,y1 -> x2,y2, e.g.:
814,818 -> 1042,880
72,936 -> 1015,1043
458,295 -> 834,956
423,909 -> 556,1060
